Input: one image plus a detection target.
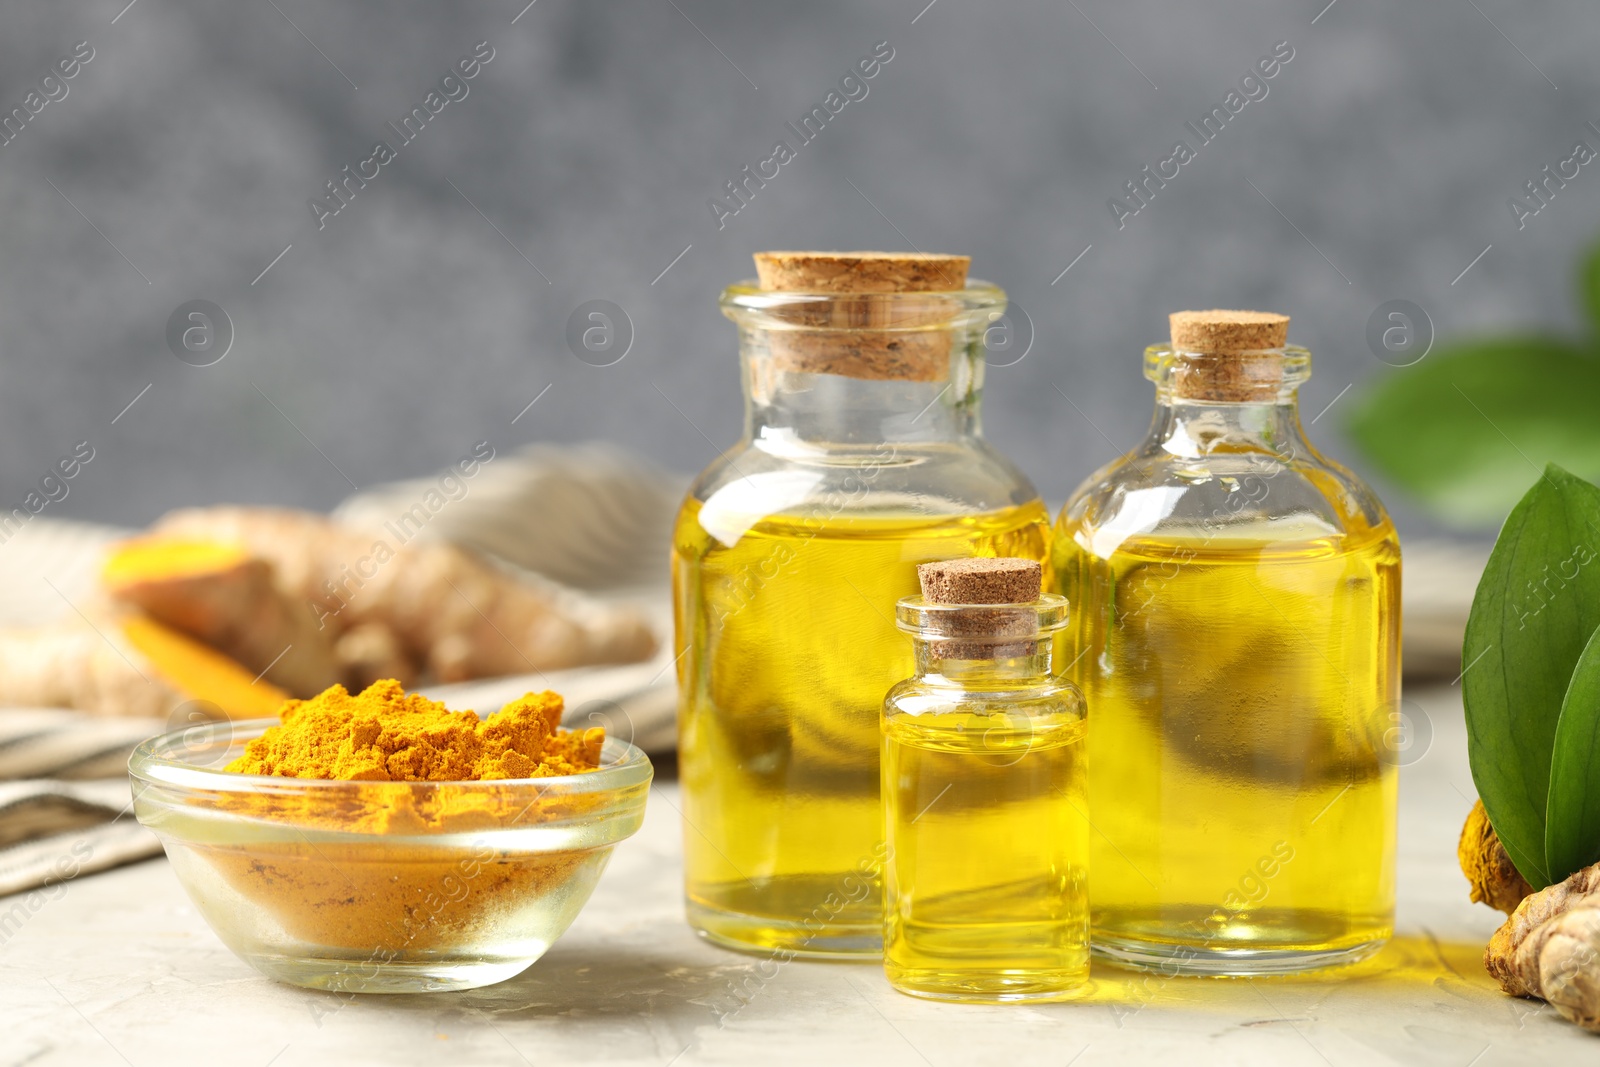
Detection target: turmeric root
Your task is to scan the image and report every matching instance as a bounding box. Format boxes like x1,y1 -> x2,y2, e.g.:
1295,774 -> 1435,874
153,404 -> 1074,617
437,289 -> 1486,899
1461,802 -> 1600,1032
148,507 -> 658,682
122,615 -> 292,718
333,621 -> 417,690
1459,799 -> 1536,914
0,505 -> 655,719
103,538 -> 342,697
1485,863 -> 1600,1031
0,612 -> 287,719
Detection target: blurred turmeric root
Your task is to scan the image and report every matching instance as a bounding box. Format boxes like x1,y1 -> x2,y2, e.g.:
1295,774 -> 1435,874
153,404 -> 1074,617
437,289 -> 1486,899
147,507 -> 657,681
0,613 -> 289,719
1459,799 -> 1536,914
1460,800 -> 1600,1032
0,506 -> 658,719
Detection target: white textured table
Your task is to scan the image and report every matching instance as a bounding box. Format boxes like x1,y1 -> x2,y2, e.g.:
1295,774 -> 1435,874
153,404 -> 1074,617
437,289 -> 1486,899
4,685 -> 1594,1066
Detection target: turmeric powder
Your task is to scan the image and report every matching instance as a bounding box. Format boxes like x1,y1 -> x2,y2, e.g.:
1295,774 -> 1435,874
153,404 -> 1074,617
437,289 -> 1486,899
192,680 -> 615,956
225,678 -> 604,782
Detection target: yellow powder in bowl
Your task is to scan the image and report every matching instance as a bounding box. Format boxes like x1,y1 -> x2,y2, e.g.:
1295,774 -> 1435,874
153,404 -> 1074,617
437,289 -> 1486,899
195,839 -> 599,953
196,680 -> 613,954
225,678 -> 604,782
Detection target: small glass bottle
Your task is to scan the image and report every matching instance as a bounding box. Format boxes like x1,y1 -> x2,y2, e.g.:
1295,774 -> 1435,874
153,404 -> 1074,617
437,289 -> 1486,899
673,252 -> 1051,958
882,558 -> 1088,1002
1053,310 -> 1400,975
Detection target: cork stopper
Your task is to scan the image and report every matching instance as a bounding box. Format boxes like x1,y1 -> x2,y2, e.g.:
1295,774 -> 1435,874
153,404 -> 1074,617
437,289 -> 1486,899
915,558 -> 1043,660
1167,309 -> 1290,402
917,557 -> 1042,604
754,251 -> 969,293
750,251 -> 971,382
1169,310 -> 1289,354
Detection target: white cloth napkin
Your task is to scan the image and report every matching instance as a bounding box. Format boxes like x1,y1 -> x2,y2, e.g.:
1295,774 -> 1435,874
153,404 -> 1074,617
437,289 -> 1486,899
0,712 -> 166,897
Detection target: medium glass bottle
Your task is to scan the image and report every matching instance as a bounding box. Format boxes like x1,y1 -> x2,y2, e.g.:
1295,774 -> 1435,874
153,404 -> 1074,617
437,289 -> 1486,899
1053,310 -> 1400,975
673,252 -> 1051,957
883,558 -> 1088,1002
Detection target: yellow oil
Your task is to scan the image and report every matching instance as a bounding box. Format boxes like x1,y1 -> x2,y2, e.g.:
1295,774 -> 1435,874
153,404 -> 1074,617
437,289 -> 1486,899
673,499 -> 1051,956
882,712 -> 1089,1002
1052,521 -> 1399,970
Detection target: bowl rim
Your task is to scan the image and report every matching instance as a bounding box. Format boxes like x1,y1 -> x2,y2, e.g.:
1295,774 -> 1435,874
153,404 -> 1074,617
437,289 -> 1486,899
129,718 -> 653,797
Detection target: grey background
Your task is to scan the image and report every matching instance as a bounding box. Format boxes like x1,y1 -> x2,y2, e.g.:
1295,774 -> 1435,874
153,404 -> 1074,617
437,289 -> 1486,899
3,0 -> 1595,534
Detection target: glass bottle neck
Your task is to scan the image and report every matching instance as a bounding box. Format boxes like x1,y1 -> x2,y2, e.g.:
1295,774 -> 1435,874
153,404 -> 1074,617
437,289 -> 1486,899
1142,344 -> 1315,462
909,638 -> 1054,687
744,362 -> 979,448
722,283 -> 1005,451
1146,394 -> 1311,463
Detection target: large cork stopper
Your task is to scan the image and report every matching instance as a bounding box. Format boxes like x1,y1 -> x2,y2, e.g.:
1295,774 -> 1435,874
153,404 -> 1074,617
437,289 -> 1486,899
754,251 -> 969,293
752,251 -> 971,381
915,557 -> 1042,659
1167,309 -> 1290,402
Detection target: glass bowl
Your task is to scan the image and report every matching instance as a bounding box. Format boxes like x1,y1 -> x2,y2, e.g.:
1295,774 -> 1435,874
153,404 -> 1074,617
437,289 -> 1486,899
129,719 -> 651,993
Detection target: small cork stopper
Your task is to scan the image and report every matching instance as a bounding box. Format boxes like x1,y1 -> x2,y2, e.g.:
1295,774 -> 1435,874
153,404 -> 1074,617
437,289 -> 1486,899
754,251 -> 969,293
751,251 -> 971,381
918,557 -> 1042,604
1167,309 -> 1290,402
914,558 -> 1043,660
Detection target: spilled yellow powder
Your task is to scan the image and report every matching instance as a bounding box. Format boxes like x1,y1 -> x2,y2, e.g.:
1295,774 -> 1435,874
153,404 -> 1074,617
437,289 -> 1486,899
225,678 -> 604,781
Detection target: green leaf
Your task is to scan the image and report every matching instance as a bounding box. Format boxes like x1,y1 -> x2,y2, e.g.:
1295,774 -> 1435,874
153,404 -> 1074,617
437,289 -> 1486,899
1582,238 -> 1600,334
1463,465 -> 1600,888
1344,339 -> 1600,527
1548,624 -> 1600,881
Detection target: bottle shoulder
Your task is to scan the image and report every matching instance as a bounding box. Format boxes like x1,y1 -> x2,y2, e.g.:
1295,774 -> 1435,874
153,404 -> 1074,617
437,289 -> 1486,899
883,676 -> 1086,719
1057,438 -> 1395,552
683,436 -> 1044,520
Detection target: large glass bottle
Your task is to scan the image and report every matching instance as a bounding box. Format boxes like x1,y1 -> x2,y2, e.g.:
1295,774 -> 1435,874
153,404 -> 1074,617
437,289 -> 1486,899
673,252 -> 1050,957
1053,310 -> 1400,975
